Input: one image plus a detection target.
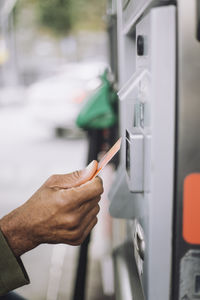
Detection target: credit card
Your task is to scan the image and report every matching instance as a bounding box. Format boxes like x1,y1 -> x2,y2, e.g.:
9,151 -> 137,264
93,137 -> 122,178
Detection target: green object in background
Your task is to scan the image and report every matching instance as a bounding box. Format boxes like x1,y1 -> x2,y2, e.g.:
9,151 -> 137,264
76,71 -> 118,129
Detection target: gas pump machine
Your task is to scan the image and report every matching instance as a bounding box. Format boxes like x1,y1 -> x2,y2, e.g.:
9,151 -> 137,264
108,0 -> 200,299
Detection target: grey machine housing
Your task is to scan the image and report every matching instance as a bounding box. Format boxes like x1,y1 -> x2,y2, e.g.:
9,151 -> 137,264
108,0 -> 200,299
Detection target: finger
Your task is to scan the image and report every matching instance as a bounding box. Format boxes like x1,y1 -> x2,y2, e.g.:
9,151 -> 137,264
67,177 -> 104,205
75,217 -> 98,245
79,204 -> 100,231
61,205 -> 99,242
46,160 -> 98,189
78,196 -> 101,218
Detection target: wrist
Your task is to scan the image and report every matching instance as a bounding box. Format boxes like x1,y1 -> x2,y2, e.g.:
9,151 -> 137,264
0,208 -> 37,257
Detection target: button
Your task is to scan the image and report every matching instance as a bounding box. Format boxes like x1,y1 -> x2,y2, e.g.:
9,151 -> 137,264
137,35 -> 144,56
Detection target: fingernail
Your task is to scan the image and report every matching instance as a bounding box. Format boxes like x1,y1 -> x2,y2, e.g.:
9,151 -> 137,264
86,160 -> 95,170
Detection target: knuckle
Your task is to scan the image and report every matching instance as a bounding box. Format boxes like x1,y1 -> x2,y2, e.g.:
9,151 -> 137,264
73,239 -> 83,246
56,190 -> 71,209
64,218 -> 72,229
91,204 -> 99,215
75,236 -> 85,245
69,216 -> 77,228
68,215 -> 80,229
100,184 -> 104,195
74,214 -> 81,226
92,204 -> 100,216
71,229 -> 82,241
96,176 -> 102,183
96,178 -> 104,194
93,216 -> 98,224
92,217 -> 98,229
96,204 -> 100,214
92,217 -> 98,228
97,195 -> 101,201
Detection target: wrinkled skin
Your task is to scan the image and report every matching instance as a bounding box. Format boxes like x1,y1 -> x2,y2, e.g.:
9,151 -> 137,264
0,160 -> 103,257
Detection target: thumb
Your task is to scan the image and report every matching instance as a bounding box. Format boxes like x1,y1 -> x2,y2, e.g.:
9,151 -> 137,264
46,160 -> 98,189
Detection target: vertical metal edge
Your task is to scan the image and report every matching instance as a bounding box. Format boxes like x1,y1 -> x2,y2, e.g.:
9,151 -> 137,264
149,6 -> 176,300
172,0 -> 200,299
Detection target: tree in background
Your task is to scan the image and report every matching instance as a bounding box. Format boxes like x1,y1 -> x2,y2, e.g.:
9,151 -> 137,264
15,0 -> 106,35
36,0 -> 72,34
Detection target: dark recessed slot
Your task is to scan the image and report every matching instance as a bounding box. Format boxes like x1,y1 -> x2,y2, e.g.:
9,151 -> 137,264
195,274 -> 200,294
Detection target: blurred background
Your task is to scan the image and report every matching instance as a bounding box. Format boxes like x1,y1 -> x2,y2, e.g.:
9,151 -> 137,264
0,1 -> 116,299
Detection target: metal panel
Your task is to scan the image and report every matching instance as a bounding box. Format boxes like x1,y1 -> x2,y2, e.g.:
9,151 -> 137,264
147,7 -> 176,299
172,0 -> 200,299
122,0 -> 172,34
109,5 -> 176,299
113,241 -> 145,300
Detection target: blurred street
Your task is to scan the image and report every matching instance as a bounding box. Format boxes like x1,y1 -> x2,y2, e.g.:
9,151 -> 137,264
0,1 -> 115,299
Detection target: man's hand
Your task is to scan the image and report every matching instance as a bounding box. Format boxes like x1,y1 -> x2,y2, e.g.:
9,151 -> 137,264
0,161 -> 103,257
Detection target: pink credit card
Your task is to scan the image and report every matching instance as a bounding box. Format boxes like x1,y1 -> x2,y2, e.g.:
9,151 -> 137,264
93,137 -> 122,178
